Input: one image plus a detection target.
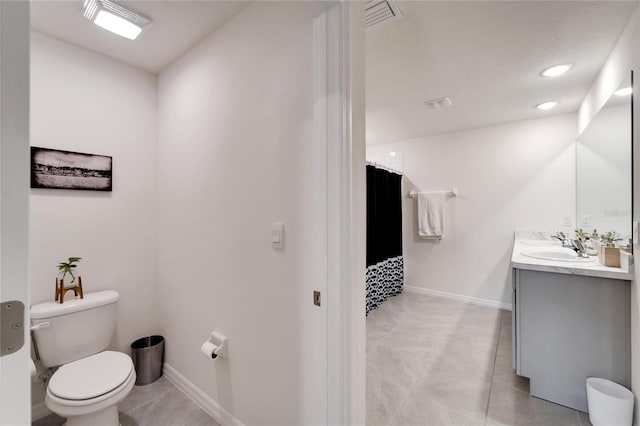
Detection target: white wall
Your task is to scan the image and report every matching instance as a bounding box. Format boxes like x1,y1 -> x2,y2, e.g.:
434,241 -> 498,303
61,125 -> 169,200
30,31 -> 159,410
578,5 -> 640,423
367,114 -> 577,306
156,3 -> 324,424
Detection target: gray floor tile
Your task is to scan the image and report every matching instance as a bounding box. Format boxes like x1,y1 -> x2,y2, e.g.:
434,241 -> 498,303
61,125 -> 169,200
122,387 -> 217,426
367,374 -> 411,426
32,413 -> 65,426
119,376 -> 176,414
577,411 -> 592,426
486,382 -> 579,426
430,342 -> 496,381
33,376 -> 219,426
390,394 -> 485,426
441,325 -> 500,356
411,363 -> 492,418
367,293 -> 581,426
368,344 -> 435,390
492,353 -> 529,394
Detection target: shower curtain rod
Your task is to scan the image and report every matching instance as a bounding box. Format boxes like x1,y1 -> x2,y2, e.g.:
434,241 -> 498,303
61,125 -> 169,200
366,161 -> 403,175
409,188 -> 458,198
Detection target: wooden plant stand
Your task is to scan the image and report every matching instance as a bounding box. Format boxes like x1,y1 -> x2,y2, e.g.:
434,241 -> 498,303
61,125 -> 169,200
55,276 -> 83,304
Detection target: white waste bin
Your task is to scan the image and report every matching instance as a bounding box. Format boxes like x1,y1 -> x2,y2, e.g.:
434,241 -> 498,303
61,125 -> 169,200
586,378 -> 634,426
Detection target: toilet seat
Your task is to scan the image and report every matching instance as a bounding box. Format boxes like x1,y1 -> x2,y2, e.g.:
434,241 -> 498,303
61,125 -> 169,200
49,351 -> 133,400
45,351 -> 136,418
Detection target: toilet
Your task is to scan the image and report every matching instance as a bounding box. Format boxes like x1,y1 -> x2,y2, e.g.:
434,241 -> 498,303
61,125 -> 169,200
31,290 -> 135,426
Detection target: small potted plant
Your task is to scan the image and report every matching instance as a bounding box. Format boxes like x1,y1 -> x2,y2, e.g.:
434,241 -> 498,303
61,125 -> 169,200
599,231 -> 620,267
575,229 -> 598,256
56,257 -> 83,303
574,228 -> 588,241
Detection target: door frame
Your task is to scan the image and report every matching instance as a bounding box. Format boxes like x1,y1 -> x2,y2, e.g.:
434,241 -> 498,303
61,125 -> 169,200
0,1 -> 31,425
314,2 -> 366,424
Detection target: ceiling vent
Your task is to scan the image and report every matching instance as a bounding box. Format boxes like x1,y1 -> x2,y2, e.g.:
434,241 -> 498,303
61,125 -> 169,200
424,97 -> 453,110
365,0 -> 402,29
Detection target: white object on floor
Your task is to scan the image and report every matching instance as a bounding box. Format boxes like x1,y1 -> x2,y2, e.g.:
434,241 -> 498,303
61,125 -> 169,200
30,291 -> 135,426
417,191 -> 445,239
586,377 -> 634,426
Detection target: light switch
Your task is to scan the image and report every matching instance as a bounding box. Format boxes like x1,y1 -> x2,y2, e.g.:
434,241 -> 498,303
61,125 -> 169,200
562,215 -> 573,227
272,222 -> 284,249
581,215 -> 591,227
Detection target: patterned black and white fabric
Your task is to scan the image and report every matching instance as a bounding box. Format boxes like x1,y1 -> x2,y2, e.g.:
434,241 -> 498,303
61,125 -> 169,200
366,256 -> 403,313
366,165 -> 403,314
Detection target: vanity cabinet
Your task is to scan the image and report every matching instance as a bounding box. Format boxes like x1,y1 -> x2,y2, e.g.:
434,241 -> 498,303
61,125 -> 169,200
512,268 -> 630,412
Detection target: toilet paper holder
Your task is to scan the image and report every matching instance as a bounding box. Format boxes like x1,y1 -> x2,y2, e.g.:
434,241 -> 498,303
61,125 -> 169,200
201,331 -> 228,359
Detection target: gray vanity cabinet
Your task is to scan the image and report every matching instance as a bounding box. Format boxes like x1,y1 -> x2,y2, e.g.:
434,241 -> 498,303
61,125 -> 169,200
512,268 -> 631,412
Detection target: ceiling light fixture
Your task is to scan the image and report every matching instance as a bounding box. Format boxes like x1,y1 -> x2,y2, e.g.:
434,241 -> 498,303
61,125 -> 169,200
83,0 -> 152,40
389,152 -> 397,157
614,87 -> 633,96
541,64 -> 572,78
536,101 -> 558,110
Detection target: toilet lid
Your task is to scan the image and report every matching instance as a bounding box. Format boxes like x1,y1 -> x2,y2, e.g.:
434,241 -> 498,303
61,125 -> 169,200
48,351 -> 133,400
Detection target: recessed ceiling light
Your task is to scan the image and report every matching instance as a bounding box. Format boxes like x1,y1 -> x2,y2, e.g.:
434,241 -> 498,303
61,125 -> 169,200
83,0 -> 152,40
389,152 -> 397,157
536,101 -> 558,110
541,64 -> 572,77
614,87 -> 633,96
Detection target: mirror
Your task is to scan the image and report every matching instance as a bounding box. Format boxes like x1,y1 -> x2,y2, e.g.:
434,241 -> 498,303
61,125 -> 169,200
576,72 -> 633,247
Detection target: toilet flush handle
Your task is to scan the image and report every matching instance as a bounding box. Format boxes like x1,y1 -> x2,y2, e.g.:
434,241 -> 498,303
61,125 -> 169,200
30,322 -> 50,331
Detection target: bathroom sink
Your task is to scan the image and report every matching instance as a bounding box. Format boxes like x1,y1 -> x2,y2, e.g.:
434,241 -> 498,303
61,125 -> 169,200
521,249 -> 594,262
519,240 -> 561,247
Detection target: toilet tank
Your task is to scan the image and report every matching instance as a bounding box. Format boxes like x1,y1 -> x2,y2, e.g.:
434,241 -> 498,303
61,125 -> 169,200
31,290 -> 119,368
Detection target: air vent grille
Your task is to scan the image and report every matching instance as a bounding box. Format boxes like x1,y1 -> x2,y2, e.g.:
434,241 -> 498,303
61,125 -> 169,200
365,0 -> 402,29
424,97 -> 453,110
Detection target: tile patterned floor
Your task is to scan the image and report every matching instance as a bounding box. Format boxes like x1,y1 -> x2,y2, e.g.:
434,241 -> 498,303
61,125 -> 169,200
367,291 -> 593,426
33,376 -> 220,426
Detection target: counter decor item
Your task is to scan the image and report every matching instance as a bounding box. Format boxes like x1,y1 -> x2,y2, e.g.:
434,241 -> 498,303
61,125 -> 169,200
599,231 -> 620,267
55,257 -> 84,303
575,229 -> 599,256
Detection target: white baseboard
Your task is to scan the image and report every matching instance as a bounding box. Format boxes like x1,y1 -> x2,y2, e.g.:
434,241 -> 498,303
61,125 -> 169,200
163,363 -> 243,426
403,285 -> 512,311
32,401 -> 52,421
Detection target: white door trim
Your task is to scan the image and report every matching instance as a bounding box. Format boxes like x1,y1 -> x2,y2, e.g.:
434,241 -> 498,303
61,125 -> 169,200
315,3 -> 366,425
0,2 -> 31,425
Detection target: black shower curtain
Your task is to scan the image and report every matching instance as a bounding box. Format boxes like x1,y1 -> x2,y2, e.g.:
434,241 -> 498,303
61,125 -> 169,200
366,165 -> 403,314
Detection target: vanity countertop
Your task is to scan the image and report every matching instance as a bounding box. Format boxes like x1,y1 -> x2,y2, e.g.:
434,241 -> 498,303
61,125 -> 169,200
511,231 -> 633,281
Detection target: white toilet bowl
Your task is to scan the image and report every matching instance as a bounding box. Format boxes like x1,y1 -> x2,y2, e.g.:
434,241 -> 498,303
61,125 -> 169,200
45,351 -> 136,426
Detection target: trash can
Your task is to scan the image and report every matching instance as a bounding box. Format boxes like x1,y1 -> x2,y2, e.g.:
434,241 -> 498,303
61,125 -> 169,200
586,378 -> 634,426
131,335 -> 164,386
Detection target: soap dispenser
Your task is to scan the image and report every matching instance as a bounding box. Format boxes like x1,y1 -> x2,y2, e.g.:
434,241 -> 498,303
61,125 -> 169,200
587,229 -> 600,256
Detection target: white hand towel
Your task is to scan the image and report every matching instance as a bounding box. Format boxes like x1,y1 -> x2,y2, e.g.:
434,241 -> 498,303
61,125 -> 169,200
418,192 -> 445,239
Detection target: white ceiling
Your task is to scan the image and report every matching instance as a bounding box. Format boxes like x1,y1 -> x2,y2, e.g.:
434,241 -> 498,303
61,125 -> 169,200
366,1 -> 639,145
30,0 -> 249,74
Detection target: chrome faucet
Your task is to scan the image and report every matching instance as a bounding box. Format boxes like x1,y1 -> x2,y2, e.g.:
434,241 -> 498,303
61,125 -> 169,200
551,232 -> 588,257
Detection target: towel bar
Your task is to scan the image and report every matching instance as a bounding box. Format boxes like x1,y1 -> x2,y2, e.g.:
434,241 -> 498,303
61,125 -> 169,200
409,188 -> 458,198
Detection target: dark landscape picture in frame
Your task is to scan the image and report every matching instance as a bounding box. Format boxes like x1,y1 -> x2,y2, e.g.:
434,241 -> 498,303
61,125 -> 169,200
31,147 -> 112,191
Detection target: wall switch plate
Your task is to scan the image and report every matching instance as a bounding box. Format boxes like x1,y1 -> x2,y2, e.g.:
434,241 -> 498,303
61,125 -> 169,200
581,215 -> 591,227
562,215 -> 573,227
271,222 -> 284,249
634,221 -> 639,245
